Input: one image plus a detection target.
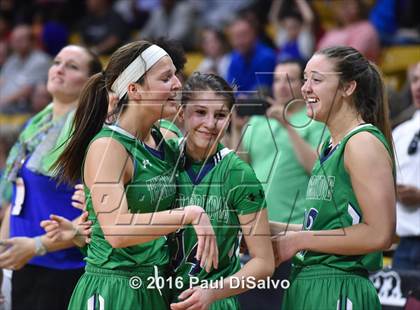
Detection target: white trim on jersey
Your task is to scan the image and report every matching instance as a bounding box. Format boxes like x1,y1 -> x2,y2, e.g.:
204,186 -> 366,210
106,125 -> 138,141
346,123 -> 373,137
213,147 -> 233,165
347,203 -> 361,225
328,123 -> 374,146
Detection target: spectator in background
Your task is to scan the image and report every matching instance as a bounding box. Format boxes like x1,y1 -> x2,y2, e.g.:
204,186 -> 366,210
79,0 -> 128,55
269,0 -> 315,62
0,12 -> 11,43
139,0 -> 195,50
196,27 -> 231,80
236,59 -> 324,225
0,1 -> 31,25
227,15 -> 276,94
388,75 -> 416,128
0,13 -> 12,70
392,61 -> 420,270
369,0 -> 397,45
0,24 -> 50,113
190,0 -> 254,29
232,59 -> 325,309
29,6 -> 70,57
317,0 -> 380,62
41,21 -> 69,57
0,41 -> 8,70
370,0 -> 420,45
113,0 -> 160,31
0,44 -> 102,310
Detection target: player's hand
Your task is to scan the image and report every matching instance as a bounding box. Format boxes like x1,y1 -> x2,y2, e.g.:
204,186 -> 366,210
72,184 -> 86,210
170,286 -> 215,310
74,210 -> 92,245
271,231 -> 299,267
231,109 -> 249,132
41,214 -> 75,242
185,206 -> 219,273
397,184 -> 420,206
266,97 -> 288,127
0,237 -> 36,270
40,212 -> 92,247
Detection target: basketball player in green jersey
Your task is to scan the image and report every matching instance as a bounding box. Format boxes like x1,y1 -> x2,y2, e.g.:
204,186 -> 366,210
52,41 -> 218,309
169,73 -> 274,310
271,46 -> 396,309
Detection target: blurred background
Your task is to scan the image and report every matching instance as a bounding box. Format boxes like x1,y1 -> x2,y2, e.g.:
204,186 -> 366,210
0,1 -> 419,309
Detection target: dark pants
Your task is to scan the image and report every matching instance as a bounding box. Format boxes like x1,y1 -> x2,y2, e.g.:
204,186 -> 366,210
12,264 -> 84,310
238,260 -> 291,310
392,237 -> 420,270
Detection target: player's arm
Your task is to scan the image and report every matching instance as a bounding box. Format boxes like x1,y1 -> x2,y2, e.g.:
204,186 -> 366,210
273,132 -> 395,263
270,221 -> 302,235
227,109 -> 250,161
284,125 -> 318,173
171,209 -> 274,310
85,138 -> 218,270
214,209 -> 274,299
266,99 -> 318,173
85,138 -> 200,246
0,199 -> 84,270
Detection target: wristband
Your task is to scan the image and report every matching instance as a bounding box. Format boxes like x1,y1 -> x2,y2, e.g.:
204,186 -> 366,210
34,236 -> 47,256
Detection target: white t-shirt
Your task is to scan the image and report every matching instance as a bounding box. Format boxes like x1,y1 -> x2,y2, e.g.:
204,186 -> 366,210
393,109 -> 420,236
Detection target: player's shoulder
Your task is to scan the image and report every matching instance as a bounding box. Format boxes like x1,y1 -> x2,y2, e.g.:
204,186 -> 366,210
222,149 -> 259,180
345,129 -> 391,167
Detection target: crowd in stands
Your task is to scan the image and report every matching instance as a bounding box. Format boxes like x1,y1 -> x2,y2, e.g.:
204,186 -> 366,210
0,0 -> 418,112
0,0 -> 419,308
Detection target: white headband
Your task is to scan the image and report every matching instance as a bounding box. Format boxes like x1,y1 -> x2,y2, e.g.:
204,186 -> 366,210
111,44 -> 169,99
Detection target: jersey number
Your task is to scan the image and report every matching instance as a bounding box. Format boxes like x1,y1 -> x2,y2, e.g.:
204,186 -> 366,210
172,229 -> 201,275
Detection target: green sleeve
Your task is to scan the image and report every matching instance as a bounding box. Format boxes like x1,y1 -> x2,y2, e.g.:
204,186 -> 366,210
227,160 -> 266,215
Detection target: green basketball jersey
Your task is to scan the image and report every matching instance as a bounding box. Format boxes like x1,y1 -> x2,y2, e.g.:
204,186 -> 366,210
293,124 -> 393,272
167,138 -> 266,294
84,125 -> 178,270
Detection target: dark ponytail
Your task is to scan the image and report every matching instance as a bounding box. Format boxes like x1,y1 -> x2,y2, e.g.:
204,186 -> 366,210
317,46 -> 394,156
366,62 -> 393,156
54,73 -> 109,183
54,40 -> 154,184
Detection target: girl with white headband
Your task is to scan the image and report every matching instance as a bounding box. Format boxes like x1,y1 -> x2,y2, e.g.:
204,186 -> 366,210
53,41 -> 218,309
